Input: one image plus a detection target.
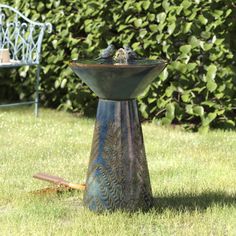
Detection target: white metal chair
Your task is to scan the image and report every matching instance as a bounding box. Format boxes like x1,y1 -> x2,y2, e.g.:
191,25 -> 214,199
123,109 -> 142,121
0,4 -> 52,116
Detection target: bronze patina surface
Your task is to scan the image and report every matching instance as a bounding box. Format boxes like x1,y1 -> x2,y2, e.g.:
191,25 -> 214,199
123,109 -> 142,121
70,60 -> 166,100
84,99 -> 153,212
70,59 -> 166,212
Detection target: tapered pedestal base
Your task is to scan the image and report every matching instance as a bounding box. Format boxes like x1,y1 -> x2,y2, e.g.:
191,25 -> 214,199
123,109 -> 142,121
84,99 -> 153,212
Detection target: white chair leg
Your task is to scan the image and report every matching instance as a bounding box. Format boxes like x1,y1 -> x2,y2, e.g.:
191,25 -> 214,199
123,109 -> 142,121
35,65 -> 40,117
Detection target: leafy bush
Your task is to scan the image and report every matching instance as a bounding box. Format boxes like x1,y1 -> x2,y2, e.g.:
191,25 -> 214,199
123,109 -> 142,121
1,0 -> 236,130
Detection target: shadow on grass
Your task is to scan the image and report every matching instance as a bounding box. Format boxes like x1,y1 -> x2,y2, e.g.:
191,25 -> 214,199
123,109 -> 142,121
152,191 -> 236,212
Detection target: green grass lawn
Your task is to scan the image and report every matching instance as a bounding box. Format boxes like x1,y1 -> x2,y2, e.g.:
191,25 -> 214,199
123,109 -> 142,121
0,107 -> 235,236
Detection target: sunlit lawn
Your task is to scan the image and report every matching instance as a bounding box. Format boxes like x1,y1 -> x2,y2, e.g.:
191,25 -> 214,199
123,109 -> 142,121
0,107 -> 235,235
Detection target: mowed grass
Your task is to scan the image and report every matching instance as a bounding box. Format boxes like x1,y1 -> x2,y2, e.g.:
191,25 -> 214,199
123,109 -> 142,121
0,107 -> 235,236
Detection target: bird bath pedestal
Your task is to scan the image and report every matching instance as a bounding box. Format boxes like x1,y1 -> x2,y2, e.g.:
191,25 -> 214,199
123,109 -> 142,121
70,60 -> 166,212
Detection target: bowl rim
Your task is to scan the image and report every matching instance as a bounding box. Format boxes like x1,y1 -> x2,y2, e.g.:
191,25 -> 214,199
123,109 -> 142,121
69,59 -> 167,68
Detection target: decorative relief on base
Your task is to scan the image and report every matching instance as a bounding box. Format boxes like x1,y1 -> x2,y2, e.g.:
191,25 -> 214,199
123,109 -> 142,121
84,99 -> 153,212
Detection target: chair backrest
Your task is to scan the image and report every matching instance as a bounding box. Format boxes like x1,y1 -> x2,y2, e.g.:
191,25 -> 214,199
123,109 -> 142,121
0,4 -> 52,65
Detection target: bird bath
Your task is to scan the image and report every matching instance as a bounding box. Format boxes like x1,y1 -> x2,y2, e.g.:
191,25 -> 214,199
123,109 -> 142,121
70,59 -> 166,212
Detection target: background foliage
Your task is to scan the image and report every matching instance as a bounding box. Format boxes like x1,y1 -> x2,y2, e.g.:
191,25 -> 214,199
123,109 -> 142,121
1,0 -> 236,131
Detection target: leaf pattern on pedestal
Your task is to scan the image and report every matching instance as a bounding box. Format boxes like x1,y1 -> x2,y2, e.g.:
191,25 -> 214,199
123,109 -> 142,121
84,101 -> 153,212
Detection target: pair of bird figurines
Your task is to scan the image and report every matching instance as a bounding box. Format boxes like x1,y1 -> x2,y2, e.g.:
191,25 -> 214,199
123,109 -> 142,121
95,44 -> 138,64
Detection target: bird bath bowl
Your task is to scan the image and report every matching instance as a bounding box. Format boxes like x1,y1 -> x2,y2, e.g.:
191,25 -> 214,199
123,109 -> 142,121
70,59 -> 166,212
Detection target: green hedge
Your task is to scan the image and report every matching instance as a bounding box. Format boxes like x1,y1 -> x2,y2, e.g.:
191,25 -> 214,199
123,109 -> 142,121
1,0 -> 236,131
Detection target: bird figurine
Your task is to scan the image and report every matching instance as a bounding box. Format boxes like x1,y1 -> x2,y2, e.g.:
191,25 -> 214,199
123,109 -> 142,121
123,45 -> 138,61
113,48 -> 128,64
95,44 -> 115,61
